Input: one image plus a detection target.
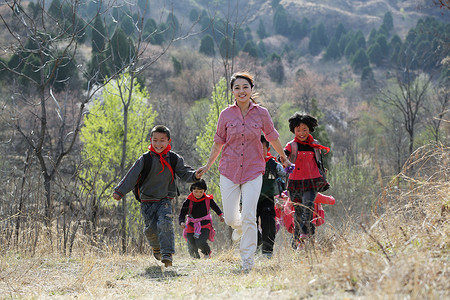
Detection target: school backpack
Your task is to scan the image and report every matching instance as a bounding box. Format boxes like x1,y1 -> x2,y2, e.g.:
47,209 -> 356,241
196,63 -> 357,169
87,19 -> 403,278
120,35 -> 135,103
133,151 -> 178,201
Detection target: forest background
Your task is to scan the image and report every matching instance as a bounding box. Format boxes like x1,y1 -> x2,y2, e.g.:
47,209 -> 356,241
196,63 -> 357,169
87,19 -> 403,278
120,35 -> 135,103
0,0 -> 448,298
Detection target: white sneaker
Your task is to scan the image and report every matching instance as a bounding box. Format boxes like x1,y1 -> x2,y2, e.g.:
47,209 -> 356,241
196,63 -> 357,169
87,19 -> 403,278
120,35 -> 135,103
232,228 -> 243,241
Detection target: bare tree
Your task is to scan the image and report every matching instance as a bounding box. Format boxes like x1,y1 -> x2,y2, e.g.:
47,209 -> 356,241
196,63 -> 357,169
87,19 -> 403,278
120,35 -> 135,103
96,2 -> 201,253
428,85 -> 449,142
378,67 -> 432,156
0,0 -> 104,234
0,0 -> 198,253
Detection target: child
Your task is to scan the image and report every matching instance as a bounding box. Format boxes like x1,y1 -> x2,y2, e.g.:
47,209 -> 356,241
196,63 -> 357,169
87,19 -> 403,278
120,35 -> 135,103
284,113 -> 330,249
113,125 -> 201,267
179,179 -> 225,258
257,135 -> 286,258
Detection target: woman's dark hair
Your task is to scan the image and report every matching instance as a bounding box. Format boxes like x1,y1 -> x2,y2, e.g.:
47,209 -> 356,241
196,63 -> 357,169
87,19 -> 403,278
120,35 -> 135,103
288,112 -> 318,133
151,125 -> 171,140
190,179 -> 208,191
230,71 -> 258,103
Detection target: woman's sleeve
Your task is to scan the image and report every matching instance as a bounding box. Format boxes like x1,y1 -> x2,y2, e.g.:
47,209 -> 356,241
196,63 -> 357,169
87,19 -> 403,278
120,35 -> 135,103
261,108 -> 279,142
213,110 -> 227,144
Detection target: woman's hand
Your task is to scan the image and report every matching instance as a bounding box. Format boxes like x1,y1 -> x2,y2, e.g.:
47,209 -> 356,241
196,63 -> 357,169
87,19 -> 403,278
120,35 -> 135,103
196,165 -> 209,178
279,155 -> 291,169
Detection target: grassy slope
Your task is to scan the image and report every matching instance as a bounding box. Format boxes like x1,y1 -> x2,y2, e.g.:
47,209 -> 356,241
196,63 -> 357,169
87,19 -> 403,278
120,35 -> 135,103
0,144 -> 448,299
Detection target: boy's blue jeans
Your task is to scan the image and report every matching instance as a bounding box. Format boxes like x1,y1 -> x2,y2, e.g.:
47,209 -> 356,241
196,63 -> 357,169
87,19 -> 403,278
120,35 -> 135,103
141,198 -> 175,257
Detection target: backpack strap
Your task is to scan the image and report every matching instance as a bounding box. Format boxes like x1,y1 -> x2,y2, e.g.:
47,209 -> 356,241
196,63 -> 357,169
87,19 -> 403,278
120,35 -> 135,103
140,151 -> 153,186
133,151 -> 152,201
167,151 -> 180,196
168,151 -> 178,174
288,140 -> 297,164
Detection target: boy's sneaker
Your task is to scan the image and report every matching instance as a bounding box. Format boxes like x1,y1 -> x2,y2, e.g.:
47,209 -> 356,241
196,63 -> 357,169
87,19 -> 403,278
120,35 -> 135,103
262,252 -> 273,259
152,248 -> 161,261
204,251 -> 211,259
161,254 -> 172,267
232,228 -> 243,241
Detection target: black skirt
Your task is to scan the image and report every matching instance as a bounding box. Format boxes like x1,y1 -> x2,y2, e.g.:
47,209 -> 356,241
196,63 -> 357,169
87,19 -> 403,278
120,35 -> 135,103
287,177 -> 329,195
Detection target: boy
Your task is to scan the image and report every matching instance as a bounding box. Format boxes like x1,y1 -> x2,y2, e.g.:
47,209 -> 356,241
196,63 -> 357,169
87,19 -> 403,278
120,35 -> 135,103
257,135 -> 286,258
179,179 -> 224,259
113,125 -> 201,267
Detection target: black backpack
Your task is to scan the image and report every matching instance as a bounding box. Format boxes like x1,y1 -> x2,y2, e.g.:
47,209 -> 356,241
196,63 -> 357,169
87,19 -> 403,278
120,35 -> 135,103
133,151 -> 178,201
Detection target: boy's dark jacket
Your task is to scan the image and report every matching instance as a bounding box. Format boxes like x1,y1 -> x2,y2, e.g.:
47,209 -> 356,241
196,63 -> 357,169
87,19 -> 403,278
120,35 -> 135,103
260,157 -> 286,202
114,151 -> 199,201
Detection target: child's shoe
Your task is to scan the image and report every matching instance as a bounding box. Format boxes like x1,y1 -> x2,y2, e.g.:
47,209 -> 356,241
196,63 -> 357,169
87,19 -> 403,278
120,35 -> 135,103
295,234 -> 308,251
152,248 -> 161,261
204,251 -> 211,259
161,254 -> 172,267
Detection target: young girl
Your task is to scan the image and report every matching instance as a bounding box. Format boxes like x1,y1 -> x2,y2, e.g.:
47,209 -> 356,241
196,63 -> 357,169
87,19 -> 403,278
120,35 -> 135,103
284,112 -> 330,249
179,180 -> 224,258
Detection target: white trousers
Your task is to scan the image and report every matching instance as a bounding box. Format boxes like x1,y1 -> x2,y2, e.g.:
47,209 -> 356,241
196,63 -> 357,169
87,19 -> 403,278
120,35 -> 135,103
220,174 -> 263,265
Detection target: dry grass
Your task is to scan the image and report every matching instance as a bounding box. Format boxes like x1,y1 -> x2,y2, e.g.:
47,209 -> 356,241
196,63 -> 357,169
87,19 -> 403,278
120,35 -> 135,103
0,144 -> 448,299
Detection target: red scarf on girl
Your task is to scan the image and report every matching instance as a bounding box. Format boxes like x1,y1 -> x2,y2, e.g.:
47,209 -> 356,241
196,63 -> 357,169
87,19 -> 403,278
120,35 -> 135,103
294,135 -> 330,153
148,144 -> 174,181
187,193 -> 213,202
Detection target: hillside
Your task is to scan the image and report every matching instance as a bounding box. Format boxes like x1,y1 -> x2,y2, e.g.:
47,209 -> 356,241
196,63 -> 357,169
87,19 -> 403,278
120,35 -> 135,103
247,0 -> 446,36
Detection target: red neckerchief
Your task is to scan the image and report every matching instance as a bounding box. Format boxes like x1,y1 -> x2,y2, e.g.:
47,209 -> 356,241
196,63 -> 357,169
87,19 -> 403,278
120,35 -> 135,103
148,144 -> 174,181
187,193 -> 213,202
294,135 -> 330,153
265,147 -> 276,162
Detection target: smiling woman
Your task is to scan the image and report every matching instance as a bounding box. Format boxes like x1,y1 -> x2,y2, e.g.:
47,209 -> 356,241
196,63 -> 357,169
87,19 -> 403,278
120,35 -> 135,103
196,71 -> 291,271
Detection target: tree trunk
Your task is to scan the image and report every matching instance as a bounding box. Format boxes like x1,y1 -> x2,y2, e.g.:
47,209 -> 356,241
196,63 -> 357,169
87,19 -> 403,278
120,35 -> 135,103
120,105 -> 130,254
44,174 -> 53,231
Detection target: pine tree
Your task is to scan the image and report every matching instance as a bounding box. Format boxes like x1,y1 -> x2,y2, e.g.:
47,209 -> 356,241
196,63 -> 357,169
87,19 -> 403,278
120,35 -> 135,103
309,28 -> 322,56
324,37 -> 341,60
92,15 -> 106,54
334,23 -> 346,41
242,41 -> 258,58
351,49 -> 370,72
107,28 -> 135,73
316,23 -> 328,47
383,12 -> 394,32
367,43 -> 383,66
189,9 -> 199,22
344,38 -> 358,59
273,5 -> 289,36
257,19 -> 267,39
199,34 -> 215,56
355,30 -> 366,49
376,35 -> 389,57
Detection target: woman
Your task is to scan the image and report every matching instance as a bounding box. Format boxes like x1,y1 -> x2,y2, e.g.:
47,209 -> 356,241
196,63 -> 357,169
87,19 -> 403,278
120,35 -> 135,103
196,72 -> 289,270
